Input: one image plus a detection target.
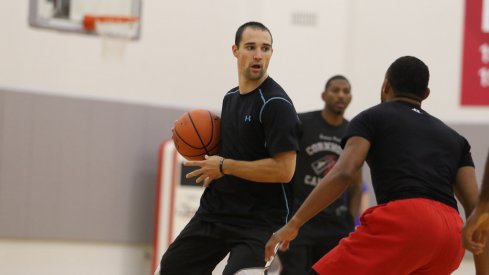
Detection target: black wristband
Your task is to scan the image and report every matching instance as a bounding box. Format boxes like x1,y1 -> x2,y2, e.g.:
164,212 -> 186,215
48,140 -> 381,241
219,158 -> 225,175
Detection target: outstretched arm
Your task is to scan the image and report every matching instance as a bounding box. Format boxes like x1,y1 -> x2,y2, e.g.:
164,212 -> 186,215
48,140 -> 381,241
463,153 -> 489,249
461,151 -> 489,274
265,136 -> 369,261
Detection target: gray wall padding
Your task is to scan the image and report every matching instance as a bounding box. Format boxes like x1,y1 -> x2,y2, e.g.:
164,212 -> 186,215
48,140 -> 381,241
0,89 -> 185,243
0,88 -> 488,243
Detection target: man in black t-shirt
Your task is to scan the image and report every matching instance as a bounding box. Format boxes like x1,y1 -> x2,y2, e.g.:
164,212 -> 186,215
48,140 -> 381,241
158,22 -> 301,275
279,75 -> 362,275
266,56 -> 485,274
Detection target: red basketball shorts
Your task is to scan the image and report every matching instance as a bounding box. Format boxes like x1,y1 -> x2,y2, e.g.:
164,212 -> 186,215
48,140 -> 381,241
312,198 -> 464,275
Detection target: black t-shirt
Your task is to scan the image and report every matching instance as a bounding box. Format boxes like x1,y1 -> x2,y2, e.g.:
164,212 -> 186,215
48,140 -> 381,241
196,77 -> 301,230
342,101 -> 474,209
292,111 -> 354,242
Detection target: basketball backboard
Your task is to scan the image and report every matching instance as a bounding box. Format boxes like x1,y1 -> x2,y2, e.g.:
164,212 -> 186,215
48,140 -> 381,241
29,0 -> 142,39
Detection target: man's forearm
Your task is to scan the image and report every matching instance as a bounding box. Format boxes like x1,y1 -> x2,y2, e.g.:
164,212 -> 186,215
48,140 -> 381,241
221,151 -> 296,183
474,241 -> 489,275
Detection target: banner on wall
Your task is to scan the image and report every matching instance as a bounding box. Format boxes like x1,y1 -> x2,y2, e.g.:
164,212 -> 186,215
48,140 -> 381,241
461,0 -> 489,105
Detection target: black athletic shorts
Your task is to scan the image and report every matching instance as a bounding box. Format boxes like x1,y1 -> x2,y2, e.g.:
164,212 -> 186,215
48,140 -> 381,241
159,216 -> 273,275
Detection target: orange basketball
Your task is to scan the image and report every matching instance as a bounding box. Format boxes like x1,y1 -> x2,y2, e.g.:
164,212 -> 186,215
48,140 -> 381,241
172,109 -> 221,160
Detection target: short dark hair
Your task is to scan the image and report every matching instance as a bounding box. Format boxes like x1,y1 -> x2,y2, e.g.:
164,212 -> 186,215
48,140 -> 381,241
386,56 -> 429,100
325,75 -> 350,90
235,21 -> 273,48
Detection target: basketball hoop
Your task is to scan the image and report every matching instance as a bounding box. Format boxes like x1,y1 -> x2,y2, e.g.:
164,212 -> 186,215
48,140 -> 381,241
83,15 -> 140,60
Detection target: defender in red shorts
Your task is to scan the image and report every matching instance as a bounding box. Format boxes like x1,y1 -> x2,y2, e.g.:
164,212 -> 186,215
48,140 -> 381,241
265,56 -> 486,274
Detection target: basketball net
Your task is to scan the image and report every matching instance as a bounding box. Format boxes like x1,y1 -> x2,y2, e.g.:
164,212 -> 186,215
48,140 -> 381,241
83,15 -> 140,61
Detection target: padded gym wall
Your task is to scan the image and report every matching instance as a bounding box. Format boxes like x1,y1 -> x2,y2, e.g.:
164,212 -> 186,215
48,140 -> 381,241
0,88 -> 488,244
0,88 -> 185,243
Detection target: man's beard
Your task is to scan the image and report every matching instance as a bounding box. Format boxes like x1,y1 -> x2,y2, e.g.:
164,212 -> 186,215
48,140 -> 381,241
331,109 -> 345,116
244,67 -> 264,80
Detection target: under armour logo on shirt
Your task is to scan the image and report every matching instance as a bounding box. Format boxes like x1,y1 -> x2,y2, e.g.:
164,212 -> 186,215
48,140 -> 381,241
244,115 -> 252,122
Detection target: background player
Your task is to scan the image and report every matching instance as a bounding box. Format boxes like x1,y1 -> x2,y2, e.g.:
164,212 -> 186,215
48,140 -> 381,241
279,75 -> 362,275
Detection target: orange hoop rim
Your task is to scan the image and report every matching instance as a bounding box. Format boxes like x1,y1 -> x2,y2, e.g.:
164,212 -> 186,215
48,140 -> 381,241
83,15 -> 139,32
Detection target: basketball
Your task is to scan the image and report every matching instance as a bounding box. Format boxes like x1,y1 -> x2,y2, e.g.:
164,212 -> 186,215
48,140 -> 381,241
172,109 -> 221,160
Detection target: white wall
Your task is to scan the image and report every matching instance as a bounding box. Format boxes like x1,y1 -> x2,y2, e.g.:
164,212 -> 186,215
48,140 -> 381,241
5,0 -> 487,123
344,0 -> 488,123
0,1 -> 487,274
